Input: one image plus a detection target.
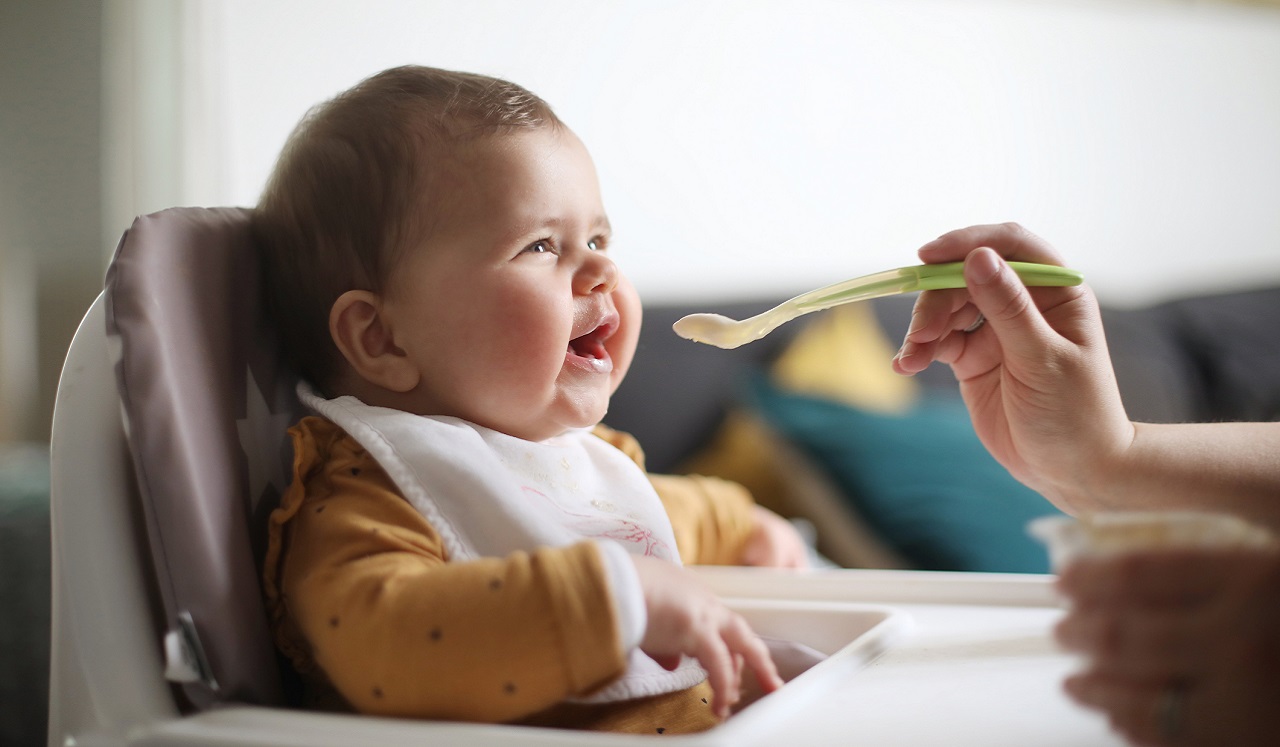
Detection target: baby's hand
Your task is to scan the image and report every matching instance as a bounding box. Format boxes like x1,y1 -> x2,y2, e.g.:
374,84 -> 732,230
739,506 -> 810,569
630,556 -> 783,719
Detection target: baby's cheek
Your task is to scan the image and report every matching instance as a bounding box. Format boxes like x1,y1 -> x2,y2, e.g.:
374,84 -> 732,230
608,283 -> 643,386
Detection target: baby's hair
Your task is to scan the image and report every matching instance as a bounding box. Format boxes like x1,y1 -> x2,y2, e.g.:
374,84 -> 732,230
253,65 -> 562,388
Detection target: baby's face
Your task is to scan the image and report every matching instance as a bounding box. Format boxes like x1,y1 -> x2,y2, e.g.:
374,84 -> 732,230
379,126 -> 641,441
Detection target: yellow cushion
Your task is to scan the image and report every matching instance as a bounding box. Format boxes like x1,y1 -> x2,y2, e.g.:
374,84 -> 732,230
681,409 -> 789,511
768,303 -> 916,414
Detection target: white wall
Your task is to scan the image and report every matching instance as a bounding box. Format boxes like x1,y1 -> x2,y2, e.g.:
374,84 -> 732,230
188,0 -> 1280,305
1,0 -> 106,442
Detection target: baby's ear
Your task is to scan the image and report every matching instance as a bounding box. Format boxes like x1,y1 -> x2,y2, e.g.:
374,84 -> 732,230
329,290 -> 420,393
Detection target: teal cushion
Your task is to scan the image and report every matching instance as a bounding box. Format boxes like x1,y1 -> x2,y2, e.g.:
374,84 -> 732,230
0,444 -> 51,747
748,374 -> 1059,573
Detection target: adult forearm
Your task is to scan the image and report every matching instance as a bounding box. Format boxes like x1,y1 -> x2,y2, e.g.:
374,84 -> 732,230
1076,421 -> 1280,529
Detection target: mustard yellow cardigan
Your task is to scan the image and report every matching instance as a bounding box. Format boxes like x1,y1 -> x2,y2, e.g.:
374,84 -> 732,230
263,416 -> 759,734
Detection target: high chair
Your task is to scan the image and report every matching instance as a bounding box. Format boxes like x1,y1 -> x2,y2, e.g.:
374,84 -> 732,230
48,207 -> 305,742
48,207 -> 911,746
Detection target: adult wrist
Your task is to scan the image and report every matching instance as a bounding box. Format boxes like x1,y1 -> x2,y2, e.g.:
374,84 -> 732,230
1053,418 -> 1139,514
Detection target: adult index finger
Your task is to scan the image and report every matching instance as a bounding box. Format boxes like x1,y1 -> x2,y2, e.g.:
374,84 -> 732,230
917,222 -> 1067,267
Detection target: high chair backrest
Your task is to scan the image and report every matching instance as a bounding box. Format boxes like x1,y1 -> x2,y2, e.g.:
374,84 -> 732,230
99,207 -> 306,709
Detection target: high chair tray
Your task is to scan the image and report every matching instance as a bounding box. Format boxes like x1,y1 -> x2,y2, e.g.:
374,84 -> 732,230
696,567 -> 1122,746
107,567 -> 1121,741
127,593 -> 904,746
117,568 -> 1124,747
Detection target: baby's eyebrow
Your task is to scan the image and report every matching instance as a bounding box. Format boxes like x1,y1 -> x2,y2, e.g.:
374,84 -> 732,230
508,213 -> 612,239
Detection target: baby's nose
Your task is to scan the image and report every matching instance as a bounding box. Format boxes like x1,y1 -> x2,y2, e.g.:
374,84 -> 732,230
575,251 -> 618,295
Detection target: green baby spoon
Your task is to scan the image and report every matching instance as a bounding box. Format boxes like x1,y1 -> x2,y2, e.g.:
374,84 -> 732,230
672,261 -> 1084,349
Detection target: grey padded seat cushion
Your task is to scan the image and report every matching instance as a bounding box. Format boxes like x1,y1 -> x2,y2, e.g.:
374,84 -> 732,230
104,207 -> 305,709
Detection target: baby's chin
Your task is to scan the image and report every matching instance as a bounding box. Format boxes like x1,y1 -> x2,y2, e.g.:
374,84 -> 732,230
488,405 -> 613,443
563,400 -> 616,438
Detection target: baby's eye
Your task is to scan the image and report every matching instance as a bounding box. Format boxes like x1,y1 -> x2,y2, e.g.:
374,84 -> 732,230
524,240 -> 553,255
587,236 -> 608,252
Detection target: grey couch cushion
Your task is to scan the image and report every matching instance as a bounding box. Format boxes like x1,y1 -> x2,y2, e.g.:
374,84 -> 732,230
1171,287 -> 1280,423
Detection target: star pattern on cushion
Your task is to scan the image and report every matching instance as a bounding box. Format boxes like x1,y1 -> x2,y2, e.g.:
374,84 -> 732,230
235,365 -> 293,511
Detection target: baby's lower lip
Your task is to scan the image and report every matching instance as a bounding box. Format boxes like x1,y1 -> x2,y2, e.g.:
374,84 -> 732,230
565,349 -> 613,374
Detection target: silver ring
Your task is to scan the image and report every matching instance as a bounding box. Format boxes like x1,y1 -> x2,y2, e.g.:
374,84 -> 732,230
963,312 -> 986,333
1158,683 -> 1186,743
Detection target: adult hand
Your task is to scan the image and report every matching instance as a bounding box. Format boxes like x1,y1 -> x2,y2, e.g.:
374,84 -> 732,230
630,556 -> 783,719
1056,549 -> 1280,746
891,223 -> 1131,511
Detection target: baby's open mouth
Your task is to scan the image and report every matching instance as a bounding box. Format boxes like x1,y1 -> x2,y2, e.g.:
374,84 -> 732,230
567,315 -> 617,373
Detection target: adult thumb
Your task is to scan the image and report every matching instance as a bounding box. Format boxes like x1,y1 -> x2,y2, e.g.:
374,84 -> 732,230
964,247 -> 1058,359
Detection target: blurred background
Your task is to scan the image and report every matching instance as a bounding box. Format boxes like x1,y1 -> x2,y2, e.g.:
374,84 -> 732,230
3,0 -> 1280,446
2,2 -> 1279,744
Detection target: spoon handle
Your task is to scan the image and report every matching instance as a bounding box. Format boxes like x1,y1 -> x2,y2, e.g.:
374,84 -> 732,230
791,261 -> 1083,312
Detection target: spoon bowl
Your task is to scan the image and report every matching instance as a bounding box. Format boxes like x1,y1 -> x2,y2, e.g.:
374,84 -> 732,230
672,311 -> 801,350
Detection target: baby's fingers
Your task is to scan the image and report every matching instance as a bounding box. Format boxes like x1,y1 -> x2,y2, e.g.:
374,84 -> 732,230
723,614 -> 783,696
695,633 -> 739,720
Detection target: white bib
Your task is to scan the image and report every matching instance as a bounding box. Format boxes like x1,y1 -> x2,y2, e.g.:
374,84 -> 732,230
299,383 -> 706,702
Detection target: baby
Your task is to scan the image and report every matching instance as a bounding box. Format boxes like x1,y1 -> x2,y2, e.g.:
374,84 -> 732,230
254,65 -> 806,734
